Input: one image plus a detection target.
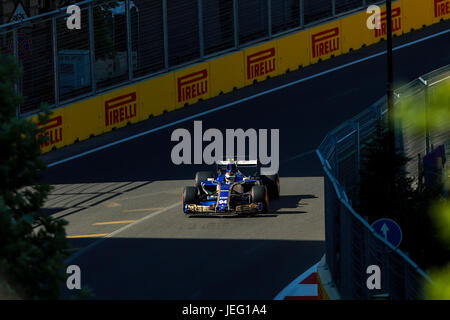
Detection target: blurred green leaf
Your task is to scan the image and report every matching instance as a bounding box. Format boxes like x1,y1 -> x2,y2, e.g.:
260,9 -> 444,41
424,267 -> 450,300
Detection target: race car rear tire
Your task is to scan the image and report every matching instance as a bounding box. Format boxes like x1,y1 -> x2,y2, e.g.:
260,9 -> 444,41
194,171 -> 215,188
261,173 -> 280,200
183,186 -> 198,206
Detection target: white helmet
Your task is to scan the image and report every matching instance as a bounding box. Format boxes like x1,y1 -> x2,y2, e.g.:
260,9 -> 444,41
225,171 -> 236,183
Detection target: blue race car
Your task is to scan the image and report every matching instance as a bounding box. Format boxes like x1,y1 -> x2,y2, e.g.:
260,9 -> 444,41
182,160 -> 280,216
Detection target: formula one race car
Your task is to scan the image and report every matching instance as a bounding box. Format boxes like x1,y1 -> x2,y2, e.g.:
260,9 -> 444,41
182,160 -> 280,216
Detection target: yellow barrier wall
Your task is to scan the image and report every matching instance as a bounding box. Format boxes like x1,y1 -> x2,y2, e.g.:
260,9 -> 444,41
403,0 -> 433,31
277,30 -> 310,71
209,52 -> 245,96
139,72 -> 176,119
32,0 -> 448,153
64,95 -> 102,143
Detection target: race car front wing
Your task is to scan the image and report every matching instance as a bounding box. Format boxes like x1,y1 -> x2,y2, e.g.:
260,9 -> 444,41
184,203 -> 263,215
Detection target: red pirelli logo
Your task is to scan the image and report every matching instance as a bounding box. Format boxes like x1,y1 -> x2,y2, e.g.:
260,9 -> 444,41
375,8 -> 401,38
38,115 -> 63,148
105,92 -> 137,127
435,0 -> 450,17
312,27 -> 340,59
246,48 -> 276,80
177,69 -> 208,103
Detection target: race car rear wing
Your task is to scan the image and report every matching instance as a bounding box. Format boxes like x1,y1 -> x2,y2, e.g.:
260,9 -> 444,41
216,159 -> 259,176
216,160 -> 258,166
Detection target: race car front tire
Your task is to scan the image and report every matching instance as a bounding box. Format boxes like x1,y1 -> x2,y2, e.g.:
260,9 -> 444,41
183,186 -> 198,208
251,185 -> 268,213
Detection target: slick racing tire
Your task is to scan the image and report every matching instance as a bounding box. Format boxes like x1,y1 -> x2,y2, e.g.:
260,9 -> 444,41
261,173 -> 280,200
183,186 -> 198,207
194,171 -> 215,188
251,185 -> 268,213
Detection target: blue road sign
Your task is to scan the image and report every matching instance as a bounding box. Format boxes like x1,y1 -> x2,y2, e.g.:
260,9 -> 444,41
371,218 -> 402,248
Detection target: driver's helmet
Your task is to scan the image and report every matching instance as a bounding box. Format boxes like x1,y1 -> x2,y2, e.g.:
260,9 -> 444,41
225,171 -> 236,184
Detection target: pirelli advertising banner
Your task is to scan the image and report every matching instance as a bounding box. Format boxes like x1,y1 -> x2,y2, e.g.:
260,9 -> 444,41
32,110 -> 65,154
31,0 -> 448,153
102,89 -> 140,133
244,43 -> 280,86
175,63 -> 210,108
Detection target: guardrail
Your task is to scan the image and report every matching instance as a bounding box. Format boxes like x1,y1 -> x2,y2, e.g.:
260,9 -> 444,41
395,64 -> 450,180
315,65 -> 450,299
0,0 -> 389,116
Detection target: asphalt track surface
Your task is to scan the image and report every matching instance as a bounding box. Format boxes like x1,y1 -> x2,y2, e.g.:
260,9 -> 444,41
40,21 -> 450,299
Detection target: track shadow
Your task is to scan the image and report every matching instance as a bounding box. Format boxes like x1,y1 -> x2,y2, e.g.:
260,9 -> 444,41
40,181 -> 153,222
269,194 -> 318,214
62,237 -> 325,300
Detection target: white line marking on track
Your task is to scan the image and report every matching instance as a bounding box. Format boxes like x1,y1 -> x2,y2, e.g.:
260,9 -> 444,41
49,28 -> 450,169
65,201 -> 181,263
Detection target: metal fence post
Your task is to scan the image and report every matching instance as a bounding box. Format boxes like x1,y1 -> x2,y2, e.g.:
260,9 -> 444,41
52,16 -> 59,107
299,0 -> 304,28
88,3 -> 96,93
419,77 -> 430,154
126,0 -> 133,81
334,136 -> 339,179
363,227 -> 370,299
355,121 -> 361,180
233,0 -> 239,49
162,0 -> 169,69
198,0 -> 204,58
267,0 -> 272,39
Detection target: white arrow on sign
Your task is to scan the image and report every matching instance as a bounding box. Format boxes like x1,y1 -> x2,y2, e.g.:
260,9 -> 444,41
381,223 -> 389,240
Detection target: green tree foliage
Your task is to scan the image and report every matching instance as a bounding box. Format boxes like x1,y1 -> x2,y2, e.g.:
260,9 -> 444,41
394,79 -> 450,300
395,81 -> 450,135
0,56 -> 70,299
357,122 -> 448,272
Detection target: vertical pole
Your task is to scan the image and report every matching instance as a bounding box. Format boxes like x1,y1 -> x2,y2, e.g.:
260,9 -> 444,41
198,0 -> 204,57
419,78 -> 430,154
362,0 -> 367,9
267,0 -> 272,38
387,0 -> 394,146
386,0 -> 395,206
299,0 -> 304,28
52,16 -> 59,107
332,0 -> 336,17
334,136 -> 339,178
425,85 -> 430,154
233,0 -> 239,48
13,29 -> 19,117
162,0 -> 169,69
88,3 -> 96,93
355,121 -> 361,180
126,0 -> 133,81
